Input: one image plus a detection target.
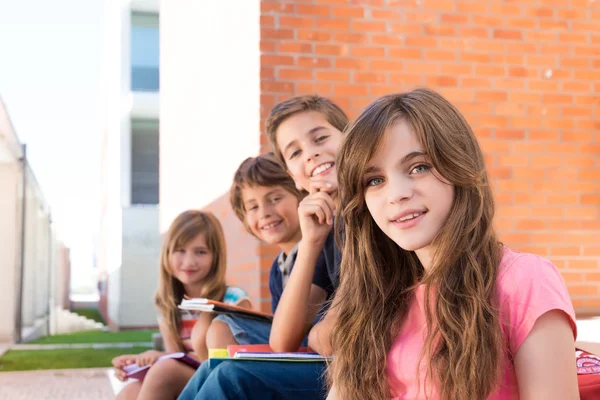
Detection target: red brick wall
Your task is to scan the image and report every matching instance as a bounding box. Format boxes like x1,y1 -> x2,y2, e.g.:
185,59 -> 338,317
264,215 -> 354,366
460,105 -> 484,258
254,0 -> 600,314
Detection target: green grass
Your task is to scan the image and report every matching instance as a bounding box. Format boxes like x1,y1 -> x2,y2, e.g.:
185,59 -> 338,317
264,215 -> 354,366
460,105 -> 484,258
31,330 -> 158,345
71,308 -> 105,324
0,347 -> 150,372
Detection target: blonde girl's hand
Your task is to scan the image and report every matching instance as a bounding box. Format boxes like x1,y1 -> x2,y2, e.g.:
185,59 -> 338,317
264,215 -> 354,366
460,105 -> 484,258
135,350 -> 163,367
111,354 -> 136,381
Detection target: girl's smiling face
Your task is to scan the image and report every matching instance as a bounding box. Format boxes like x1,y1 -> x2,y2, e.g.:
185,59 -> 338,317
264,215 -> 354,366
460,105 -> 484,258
169,233 -> 213,287
363,119 -> 454,266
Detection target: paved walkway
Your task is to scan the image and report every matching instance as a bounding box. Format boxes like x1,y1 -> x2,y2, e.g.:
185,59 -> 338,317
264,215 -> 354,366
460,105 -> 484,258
0,368 -> 114,400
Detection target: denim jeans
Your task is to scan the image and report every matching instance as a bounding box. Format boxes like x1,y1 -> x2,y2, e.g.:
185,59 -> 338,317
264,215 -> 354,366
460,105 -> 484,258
178,359 -> 328,400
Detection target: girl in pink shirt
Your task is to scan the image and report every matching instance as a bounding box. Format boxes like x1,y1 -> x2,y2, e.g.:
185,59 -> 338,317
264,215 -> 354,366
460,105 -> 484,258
328,88 -> 579,400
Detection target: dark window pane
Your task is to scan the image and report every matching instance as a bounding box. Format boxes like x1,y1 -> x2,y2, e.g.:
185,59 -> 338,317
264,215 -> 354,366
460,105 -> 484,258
131,119 -> 159,204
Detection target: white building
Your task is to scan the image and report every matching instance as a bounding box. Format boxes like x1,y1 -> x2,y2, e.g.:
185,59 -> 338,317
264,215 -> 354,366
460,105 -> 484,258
0,97 -> 65,343
97,0 -> 161,329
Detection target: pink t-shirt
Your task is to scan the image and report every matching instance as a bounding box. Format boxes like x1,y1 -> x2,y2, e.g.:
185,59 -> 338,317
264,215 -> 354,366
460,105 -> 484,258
386,247 -> 577,399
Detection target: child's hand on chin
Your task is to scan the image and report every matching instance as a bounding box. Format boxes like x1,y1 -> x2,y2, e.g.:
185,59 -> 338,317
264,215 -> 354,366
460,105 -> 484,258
298,180 -> 336,247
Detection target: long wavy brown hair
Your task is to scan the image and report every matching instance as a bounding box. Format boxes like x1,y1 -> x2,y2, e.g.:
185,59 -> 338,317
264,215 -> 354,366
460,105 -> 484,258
329,88 -> 504,400
154,210 -> 227,351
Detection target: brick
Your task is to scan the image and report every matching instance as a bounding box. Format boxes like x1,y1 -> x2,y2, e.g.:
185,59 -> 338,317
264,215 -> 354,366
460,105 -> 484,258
280,16 -> 314,29
370,8 -> 404,20
388,23 -> 423,35
389,48 -> 422,59
296,83 -> 332,95
523,7 -> 554,17
260,15 -> 275,26
405,36 -> 438,48
475,65 -> 506,77
332,6 -> 363,18
260,54 -> 294,66
354,72 -> 386,84
424,25 -> 456,36
494,29 -> 523,40
459,27 -> 490,38
440,13 -> 469,24
278,42 -> 312,54
315,44 -> 347,56
477,91 -> 507,102
404,61 -> 439,74
461,77 -> 491,88
315,19 -> 350,30
295,4 -> 331,17
298,56 -> 331,68
277,69 -> 312,81
370,59 -> 404,71
426,76 -> 458,87
333,33 -> 366,44
261,3 -> 295,13
315,70 -> 350,83
351,46 -> 385,58
569,260 -> 600,270
496,129 -> 526,140
261,28 -> 294,40
489,3 -> 521,16
371,34 -> 404,46
461,52 -> 491,63
353,20 -> 387,32
506,18 -> 538,29
297,30 -> 331,42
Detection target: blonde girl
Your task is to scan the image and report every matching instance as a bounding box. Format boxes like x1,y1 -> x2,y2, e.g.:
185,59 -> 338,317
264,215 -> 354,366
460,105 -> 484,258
112,210 -> 250,400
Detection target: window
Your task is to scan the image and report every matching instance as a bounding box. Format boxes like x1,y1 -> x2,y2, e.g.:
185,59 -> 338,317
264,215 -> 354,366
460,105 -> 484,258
131,119 -> 159,204
131,12 -> 159,92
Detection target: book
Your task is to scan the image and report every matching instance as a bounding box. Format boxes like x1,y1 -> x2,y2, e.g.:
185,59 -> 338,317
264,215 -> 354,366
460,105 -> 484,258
179,298 -> 274,323
208,345 -> 331,368
227,344 -> 314,358
233,352 -> 328,360
122,352 -> 200,381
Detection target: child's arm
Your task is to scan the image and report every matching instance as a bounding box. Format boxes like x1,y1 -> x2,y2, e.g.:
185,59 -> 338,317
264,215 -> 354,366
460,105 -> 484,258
190,311 -> 216,361
513,310 -> 579,399
270,184 -> 335,352
159,320 -> 182,354
308,301 -> 338,356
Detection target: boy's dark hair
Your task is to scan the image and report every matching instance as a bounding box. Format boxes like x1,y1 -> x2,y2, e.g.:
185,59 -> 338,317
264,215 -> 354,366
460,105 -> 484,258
265,95 -> 349,166
230,153 -> 304,230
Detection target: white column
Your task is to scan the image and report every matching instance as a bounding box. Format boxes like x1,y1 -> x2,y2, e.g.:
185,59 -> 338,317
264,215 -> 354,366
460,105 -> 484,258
159,0 -> 261,232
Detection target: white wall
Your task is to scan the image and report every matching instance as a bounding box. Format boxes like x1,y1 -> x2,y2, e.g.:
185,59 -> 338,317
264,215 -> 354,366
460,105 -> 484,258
0,164 -> 19,342
118,206 -> 160,327
159,0 -> 261,232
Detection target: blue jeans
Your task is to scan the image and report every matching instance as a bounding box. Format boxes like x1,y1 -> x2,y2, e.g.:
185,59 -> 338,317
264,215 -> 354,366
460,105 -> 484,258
213,314 -> 272,344
213,314 -> 309,347
178,360 -> 328,400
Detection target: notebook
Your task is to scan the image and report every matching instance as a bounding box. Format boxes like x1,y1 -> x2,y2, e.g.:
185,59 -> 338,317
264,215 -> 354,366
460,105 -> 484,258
179,298 -> 274,323
122,352 -> 200,381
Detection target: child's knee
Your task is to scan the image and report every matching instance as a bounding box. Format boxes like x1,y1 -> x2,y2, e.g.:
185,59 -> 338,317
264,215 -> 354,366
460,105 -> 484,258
145,358 -> 181,381
206,320 -> 236,349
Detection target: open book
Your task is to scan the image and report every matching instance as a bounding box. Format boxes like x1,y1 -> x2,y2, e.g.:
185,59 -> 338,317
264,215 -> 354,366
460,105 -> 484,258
179,298 -> 274,323
209,344 -> 331,367
122,352 -> 200,381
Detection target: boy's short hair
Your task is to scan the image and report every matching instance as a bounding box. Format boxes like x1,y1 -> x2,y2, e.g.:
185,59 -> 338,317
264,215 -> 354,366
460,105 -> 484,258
265,95 -> 349,166
230,153 -> 304,226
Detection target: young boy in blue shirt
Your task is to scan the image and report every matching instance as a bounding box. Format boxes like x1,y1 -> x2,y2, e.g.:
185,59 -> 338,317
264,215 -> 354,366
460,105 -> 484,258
203,153 -> 333,349
178,96 -> 348,400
